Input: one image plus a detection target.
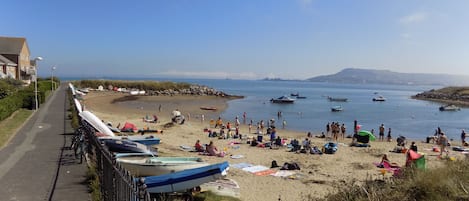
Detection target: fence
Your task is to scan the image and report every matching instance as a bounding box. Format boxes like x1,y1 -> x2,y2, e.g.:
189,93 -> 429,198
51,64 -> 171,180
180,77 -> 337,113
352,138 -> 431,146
79,121 -> 152,201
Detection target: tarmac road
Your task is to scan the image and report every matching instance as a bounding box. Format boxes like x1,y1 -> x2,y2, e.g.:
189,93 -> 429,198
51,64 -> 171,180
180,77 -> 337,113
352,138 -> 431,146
0,84 -> 89,201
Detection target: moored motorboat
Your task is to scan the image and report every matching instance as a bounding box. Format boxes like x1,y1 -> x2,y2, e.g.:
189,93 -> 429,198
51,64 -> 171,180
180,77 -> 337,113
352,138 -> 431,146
372,96 -> 386,101
270,96 -> 295,103
327,97 -> 348,102
439,104 -> 461,111
115,153 -> 210,177
331,106 -> 343,112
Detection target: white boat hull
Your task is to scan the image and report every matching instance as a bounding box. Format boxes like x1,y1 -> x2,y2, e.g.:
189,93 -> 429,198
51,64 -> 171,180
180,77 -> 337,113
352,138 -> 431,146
79,111 -> 115,136
116,156 -> 210,177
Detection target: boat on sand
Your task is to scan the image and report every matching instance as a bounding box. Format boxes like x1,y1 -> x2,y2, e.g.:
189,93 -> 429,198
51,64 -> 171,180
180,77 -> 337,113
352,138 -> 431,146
143,162 -> 229,193
115,153 -> 210,177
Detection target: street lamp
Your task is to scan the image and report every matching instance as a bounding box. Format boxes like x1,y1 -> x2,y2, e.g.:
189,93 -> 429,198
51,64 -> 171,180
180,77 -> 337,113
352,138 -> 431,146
33,57 -> 43,110
51,66 -> 56,91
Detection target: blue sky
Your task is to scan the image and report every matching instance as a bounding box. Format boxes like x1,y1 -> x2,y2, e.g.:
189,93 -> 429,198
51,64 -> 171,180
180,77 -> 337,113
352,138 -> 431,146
1,0 -> 468,79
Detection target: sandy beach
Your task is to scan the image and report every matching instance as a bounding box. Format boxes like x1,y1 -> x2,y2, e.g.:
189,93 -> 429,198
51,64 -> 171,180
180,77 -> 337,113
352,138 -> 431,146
83,91 -> 465,201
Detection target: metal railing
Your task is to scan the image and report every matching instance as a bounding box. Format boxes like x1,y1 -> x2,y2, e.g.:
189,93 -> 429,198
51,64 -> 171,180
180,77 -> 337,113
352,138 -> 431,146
79,121 -> 151,201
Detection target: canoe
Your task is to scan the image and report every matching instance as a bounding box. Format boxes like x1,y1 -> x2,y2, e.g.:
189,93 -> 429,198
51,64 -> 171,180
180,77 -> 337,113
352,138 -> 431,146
115,154 -> 210,177
74,98 -> 82,113
79,111 -> 115,136
144,162 -> 230,193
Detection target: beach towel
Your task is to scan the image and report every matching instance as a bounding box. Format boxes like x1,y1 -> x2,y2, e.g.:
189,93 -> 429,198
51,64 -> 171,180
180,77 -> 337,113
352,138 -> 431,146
242,165 -> 269,173
254,169 -> 277,176
231,163 -> 253,169
230,155 -> 244,159
180,145 -> 195,152
270,170 -> 296,177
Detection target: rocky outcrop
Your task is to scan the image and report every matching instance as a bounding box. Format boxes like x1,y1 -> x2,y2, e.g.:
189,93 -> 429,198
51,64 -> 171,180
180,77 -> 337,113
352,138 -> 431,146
412,88 -> 469,106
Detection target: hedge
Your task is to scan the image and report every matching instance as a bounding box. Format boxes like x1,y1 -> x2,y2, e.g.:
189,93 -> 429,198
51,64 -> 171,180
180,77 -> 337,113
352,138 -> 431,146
0,81 -> 49,121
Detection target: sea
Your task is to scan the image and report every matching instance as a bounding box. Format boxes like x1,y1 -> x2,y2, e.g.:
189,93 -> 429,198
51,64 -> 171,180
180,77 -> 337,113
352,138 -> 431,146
65,77 -> 469,141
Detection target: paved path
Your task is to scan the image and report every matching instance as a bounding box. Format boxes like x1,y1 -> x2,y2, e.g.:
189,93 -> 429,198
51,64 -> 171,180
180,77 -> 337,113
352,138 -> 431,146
0,84 -> 90,201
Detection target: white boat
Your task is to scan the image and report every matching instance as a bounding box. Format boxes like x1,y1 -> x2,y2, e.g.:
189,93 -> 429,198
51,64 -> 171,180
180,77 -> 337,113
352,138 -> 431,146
270,96 -> 295,103
144,162 -> 229,193
115,153 -> 210,177
79,111 -> 115,136
439,104 -> 461,111
74,98 -> 83,113
331,106 -> 343,112
372,96 -> 386,101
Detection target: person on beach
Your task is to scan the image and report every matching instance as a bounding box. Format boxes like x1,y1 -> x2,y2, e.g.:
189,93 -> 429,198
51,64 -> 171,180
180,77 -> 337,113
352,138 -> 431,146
461,129 -> 466,146
195,140 -> 204,152
410,141 -> 418,152
341,124 -> 346,139
379,124 -> 385,141
387,128 -> 392,142
282,119 -> 287,129
243,112 -> 247,124
438,132 -> 449,157
215,117 -> 223,128
235,116 -> 240,127
206,141 -> 224,157
326,123 -> 330,136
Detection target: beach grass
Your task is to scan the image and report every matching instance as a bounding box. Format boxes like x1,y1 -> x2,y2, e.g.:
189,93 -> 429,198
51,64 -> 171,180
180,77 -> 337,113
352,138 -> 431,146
0,109 -> 33,148
322,159 -> 469,201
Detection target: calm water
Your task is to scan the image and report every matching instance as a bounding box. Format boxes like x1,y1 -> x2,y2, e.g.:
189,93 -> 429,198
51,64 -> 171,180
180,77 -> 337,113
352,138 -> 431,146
65,77 -> 469,140
168,79 -> 469,141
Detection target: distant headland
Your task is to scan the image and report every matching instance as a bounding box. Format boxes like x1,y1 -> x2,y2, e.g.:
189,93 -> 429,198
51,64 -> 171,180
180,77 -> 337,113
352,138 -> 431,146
263,68 -> 469,86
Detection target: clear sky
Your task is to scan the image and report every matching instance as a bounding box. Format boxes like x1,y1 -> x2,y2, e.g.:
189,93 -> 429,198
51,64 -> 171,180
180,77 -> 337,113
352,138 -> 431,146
1,0 -> 468,79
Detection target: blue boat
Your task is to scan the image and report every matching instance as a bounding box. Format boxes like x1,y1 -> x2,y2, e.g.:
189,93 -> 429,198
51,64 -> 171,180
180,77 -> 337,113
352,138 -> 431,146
143,162 -> 230,193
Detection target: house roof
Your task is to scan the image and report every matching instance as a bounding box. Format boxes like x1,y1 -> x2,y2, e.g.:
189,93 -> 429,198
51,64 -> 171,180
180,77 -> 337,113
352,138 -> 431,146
0,36 -> 27,55
0,54 -> 17,66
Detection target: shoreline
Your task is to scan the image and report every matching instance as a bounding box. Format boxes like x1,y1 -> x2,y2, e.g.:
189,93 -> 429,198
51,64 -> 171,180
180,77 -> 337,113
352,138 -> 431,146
82,90 -> 466,201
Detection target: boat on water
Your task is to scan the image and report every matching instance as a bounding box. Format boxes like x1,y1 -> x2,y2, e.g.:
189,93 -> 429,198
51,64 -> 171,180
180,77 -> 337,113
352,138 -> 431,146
331,106 -> 343,112
115,153 -> 210,177
200,106 -> 217,111
439,104 -> 461,111
296,96 -> 307,99
270,96 -> 295,103
327,97 -> 348,102
372,96 -> 386,101
143,162 -> 229,193
290,92 -> 299,96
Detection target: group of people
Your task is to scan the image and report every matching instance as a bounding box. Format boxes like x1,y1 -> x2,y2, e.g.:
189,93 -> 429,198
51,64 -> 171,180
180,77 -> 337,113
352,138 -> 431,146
376,123 -> 392,142
326,122 -> 346,141
194,140 -> 225,157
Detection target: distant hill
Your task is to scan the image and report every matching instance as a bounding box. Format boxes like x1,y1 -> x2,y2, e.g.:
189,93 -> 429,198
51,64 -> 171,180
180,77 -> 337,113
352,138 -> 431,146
306,68 -> 469,86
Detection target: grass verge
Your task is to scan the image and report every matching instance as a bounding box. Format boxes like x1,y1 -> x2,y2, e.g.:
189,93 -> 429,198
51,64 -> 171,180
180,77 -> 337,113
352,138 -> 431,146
0,109 -> 33,148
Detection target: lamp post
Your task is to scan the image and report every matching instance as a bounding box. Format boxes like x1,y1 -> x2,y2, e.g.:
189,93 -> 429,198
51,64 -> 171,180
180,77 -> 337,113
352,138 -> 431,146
51,66 -> 56,91
33,57 -> 43,110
